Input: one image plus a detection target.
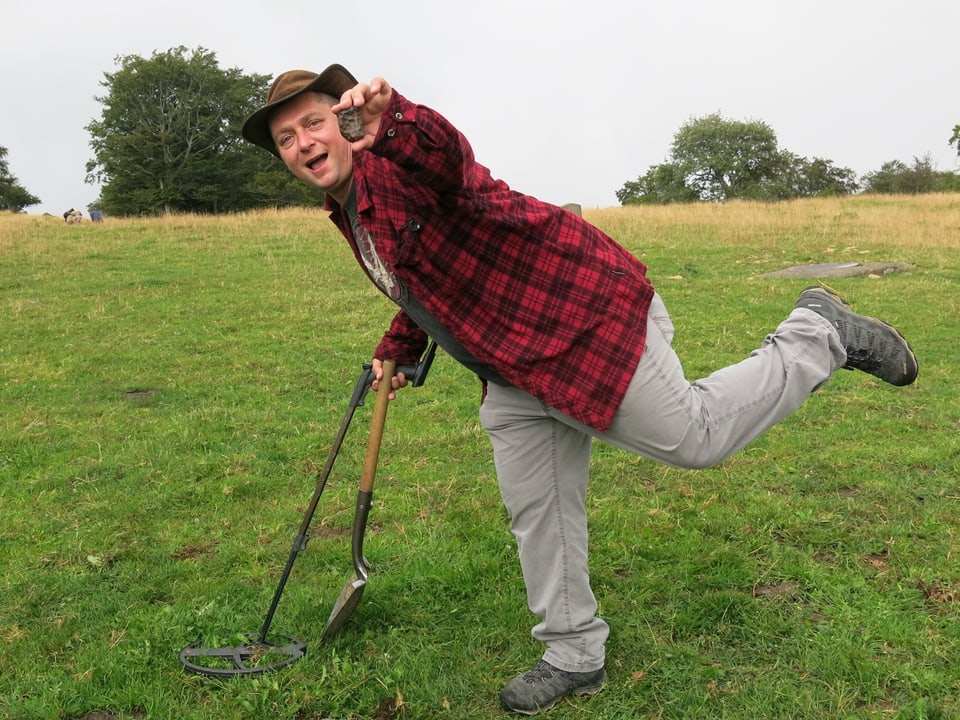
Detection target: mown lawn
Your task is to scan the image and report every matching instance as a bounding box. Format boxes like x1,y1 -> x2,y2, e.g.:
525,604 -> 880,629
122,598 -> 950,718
1,195 -> 958,719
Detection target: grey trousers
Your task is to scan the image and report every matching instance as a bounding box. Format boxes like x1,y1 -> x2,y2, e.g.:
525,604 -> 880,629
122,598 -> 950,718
478,293 -> 846,672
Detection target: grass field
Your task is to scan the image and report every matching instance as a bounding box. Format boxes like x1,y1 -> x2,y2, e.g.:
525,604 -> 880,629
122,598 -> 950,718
1,194 -> 959,719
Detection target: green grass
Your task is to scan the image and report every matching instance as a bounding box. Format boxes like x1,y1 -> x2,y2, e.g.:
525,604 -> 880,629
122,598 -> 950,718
1,195 -> 959,719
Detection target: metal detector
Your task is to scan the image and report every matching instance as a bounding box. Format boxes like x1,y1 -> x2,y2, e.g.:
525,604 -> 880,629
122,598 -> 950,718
179,342 -> 437,677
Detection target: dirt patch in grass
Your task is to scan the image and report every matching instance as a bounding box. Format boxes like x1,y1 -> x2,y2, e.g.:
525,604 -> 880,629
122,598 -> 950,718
752,581 -> 801,601
372,693 -> 407,720
170,543 -> 217,560
917,578 -> 960,606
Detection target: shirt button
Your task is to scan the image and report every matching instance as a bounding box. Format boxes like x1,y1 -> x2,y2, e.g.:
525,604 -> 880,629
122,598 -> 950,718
386,128 -> 396,137
395,112 -> 403,120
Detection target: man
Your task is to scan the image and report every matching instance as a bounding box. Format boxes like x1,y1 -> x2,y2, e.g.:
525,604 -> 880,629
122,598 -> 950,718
242,64 -> 917,715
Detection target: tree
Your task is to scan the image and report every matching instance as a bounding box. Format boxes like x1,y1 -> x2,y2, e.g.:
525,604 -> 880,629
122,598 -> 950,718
861,155 -> 957,195
799,156 -> 860,197
615,163 -> 697,205
670,113 -> 782,201
767,153 -> 860,199
0,145 -> 41,212
617,113 -> 858,205
862,160 -> 911,194
951,124 -> 960,158
86,46 -> 318,216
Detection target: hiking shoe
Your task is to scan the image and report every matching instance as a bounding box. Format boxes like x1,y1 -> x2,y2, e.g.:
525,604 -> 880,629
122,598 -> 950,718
795,286 -> 918,386
499,659 -> 605,715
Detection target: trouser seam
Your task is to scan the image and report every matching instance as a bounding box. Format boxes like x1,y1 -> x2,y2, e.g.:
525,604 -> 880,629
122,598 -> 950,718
543,406 -> 589,666
548,419 -> 572,632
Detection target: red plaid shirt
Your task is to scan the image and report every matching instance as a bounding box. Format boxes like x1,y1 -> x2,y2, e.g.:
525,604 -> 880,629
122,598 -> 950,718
327,90 -> 655,431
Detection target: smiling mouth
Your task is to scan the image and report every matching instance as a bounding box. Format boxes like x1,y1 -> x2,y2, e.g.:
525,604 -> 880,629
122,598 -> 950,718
306,153 -> 327,170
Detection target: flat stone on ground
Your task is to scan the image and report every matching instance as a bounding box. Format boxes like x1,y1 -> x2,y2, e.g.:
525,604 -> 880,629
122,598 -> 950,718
764,261 -> 911,279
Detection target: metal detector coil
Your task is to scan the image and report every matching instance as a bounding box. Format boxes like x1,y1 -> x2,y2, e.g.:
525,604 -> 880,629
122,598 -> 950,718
180,634 -> 306,677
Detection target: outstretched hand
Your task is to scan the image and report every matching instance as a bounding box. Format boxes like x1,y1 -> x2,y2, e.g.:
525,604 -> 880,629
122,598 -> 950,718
333,77 -> 393,151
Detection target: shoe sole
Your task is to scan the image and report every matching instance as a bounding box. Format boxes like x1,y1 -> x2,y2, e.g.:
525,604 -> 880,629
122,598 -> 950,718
502,680 -> 605,716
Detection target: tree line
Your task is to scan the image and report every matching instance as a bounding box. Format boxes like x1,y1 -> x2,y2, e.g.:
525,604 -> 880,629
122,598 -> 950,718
617,113 -> 960,205
2,47 -> 959,214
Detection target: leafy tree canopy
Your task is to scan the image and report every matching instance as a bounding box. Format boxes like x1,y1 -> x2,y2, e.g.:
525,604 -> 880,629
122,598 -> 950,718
86,46 -> 320,216
861,154 -> 960,195
617,113 -> 858,205
0,145 -> 41,212
670,113 -> 782,201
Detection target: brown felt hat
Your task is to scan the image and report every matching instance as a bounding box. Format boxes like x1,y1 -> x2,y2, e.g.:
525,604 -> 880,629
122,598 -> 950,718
242,64 -> 358,157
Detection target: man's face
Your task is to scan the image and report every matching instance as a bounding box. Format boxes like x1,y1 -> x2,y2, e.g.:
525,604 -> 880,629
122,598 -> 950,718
270,92 -> 353,203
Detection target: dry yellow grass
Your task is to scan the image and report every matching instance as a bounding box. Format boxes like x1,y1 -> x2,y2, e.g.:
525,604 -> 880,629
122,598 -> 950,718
586,193 -> 960,250
3,193 -> 957,254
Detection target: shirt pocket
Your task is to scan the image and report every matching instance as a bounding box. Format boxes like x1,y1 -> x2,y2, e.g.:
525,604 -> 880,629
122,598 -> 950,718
394,218 -> 424,268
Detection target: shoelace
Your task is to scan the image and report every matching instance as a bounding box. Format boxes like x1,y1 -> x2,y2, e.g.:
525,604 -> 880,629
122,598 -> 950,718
521,661 -> 558,684
837,320 -> 884,372
844,346 -> 881,372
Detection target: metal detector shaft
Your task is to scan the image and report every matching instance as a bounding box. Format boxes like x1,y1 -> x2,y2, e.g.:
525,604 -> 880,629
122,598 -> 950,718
252,368 -> 371,643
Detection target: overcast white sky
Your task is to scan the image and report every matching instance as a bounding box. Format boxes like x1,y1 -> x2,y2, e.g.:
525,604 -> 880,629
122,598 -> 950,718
2,0 -> 957,216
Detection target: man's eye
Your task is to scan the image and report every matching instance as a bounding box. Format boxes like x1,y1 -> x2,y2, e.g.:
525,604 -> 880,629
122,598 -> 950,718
307,118 -> 322,129
278,134 -> 294,148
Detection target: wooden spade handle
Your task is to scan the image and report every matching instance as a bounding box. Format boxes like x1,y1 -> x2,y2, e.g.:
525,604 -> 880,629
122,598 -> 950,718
359,360 -> 395,493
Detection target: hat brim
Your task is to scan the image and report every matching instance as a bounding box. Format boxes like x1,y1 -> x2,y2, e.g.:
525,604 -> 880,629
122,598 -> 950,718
242,64 -> 358,157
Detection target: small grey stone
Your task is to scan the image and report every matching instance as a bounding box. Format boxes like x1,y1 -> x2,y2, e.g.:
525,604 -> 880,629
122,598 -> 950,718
338,106 -> 365,141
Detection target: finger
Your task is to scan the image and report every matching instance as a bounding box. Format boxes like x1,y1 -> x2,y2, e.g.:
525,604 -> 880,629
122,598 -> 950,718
331,93 -> 352,113
349,135 -> 375,152
334,84 -> 367,112
370,358 -> 384,390
369,77 -> 387,97
351,82 -> 377,107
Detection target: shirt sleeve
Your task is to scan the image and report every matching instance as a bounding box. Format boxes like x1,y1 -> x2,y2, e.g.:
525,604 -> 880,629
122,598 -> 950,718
368,90 -> 478,194
374,310 -> 429,365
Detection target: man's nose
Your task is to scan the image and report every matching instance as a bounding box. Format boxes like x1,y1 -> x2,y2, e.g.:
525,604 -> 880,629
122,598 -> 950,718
296,129 -> 315,151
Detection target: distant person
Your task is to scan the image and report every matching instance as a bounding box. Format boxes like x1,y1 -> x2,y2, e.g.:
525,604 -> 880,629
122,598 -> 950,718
242,65 -> 918,715
88,207 -> 103,222
64,209 -> 83,225
62,208 -> 74,222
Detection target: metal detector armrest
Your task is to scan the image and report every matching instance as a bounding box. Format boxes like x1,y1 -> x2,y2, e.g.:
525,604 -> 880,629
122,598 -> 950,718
404,339 -> 438,387
352,339 -> 438,407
